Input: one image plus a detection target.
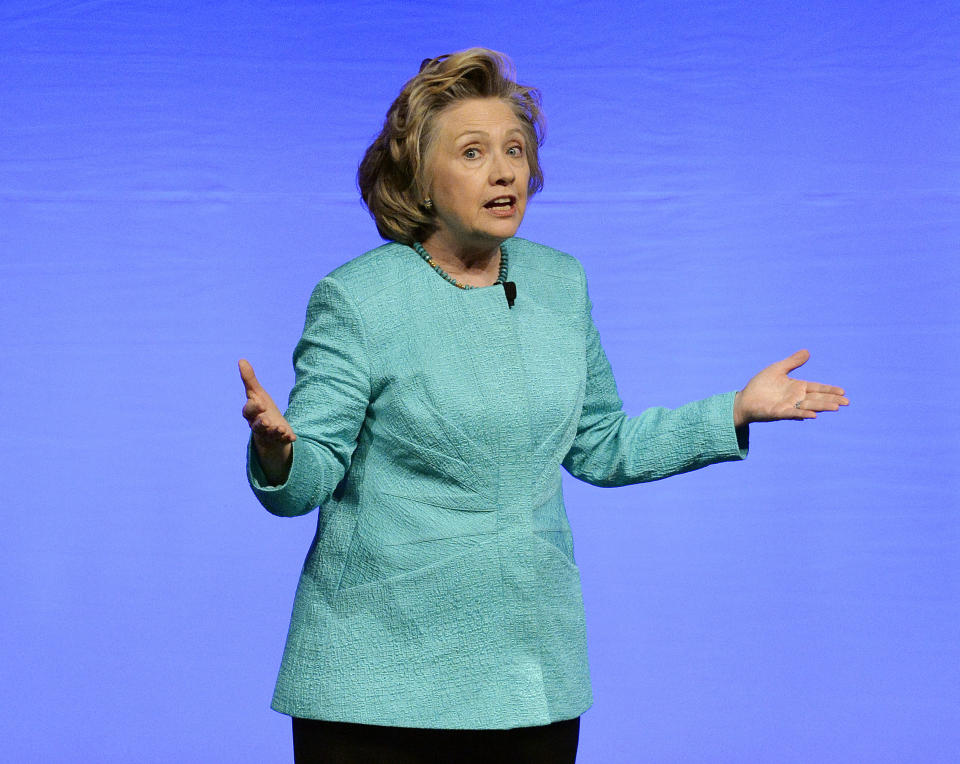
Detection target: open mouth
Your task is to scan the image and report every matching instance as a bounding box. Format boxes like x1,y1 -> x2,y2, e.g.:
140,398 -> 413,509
484,196 -> 516,210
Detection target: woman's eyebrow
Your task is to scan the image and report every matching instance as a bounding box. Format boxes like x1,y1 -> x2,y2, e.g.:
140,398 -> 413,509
454,128 -> 525,141
454,130 -> 489,141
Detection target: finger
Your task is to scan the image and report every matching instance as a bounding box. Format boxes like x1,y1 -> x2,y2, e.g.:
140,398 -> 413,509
252,413 -> 284,434
252,413 -> 296,440
792,396 -> 837,416
254,426 -> 297,445
803,381 -> 846,397
242,398 -> 269,422
252,424 -> 291,445
776,349 -> 811,374
788,405 -> 818,420
805,402 -> 840,412
803,392 -> 850,411
238,359 -> 264,398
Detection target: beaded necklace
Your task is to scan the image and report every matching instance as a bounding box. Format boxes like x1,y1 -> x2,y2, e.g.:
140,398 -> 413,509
413,241 -> 508,289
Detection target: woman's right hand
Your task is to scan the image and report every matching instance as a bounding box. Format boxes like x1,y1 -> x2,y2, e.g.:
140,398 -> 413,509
239,359 -> 296,485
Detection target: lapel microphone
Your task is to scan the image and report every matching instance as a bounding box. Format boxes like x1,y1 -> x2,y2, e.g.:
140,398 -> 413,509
503,281 -> 517,308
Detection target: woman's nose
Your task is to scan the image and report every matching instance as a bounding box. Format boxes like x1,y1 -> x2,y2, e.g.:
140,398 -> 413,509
490,153 -> 515,185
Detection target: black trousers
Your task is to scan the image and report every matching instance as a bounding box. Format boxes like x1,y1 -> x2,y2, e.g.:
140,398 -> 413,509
292,715 -> 580,763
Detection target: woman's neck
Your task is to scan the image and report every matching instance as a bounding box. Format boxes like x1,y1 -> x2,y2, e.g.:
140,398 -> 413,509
418,235 -> 503,287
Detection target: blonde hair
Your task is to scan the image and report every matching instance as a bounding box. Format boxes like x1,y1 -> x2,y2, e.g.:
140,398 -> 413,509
357,48 -> 545,245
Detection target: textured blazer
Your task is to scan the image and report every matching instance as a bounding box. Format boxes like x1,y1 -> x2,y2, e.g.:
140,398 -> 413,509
247,237 -> 748,729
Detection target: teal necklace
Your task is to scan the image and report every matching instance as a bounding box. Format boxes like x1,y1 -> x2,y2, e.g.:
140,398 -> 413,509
413,241 -> 508,289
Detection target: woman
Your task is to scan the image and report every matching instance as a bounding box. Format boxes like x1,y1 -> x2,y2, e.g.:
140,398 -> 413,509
240,49 -> 848,763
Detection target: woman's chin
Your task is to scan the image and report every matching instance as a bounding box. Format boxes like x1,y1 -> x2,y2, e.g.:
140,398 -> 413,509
479,212 -> 524,240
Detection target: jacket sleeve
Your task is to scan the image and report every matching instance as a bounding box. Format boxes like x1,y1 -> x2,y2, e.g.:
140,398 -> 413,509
561,263 -> 748,487
247,276 -> 371,516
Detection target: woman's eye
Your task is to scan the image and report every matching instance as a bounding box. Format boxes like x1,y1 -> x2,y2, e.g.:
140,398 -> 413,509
463,148 -> 480,159
507,145 -> 523,158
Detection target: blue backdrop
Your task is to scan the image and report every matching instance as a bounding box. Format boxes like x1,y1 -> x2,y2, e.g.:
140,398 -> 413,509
2,1 -> 958,761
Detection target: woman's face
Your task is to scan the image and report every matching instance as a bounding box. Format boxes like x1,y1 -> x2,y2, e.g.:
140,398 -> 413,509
423,97 -> 530,255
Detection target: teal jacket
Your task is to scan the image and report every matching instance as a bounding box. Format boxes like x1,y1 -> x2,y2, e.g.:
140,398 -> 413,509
247,238 -> 748,729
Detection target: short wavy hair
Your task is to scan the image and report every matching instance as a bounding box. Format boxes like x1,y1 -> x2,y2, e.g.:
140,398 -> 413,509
357,48 -> 545,245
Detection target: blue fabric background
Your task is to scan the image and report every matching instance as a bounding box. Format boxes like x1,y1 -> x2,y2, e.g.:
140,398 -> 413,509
2,1 -> 957,760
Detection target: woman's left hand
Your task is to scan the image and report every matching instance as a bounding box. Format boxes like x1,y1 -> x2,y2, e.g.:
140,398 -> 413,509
733,349 -> 849,426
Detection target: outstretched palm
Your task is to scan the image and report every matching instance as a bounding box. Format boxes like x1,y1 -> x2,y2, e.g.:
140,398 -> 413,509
733,349 -> 849,426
